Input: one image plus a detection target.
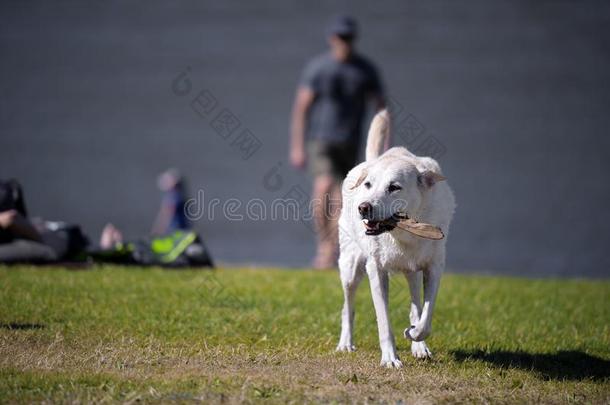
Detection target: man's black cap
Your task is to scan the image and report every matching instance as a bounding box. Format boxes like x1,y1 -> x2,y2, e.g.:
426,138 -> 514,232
327,15 -> 358,39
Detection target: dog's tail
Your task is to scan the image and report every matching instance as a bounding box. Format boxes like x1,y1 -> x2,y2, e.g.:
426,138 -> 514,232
365,109 -> 390,161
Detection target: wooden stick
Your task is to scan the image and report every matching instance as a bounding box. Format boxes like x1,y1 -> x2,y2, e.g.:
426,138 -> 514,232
396,218 -> 444,240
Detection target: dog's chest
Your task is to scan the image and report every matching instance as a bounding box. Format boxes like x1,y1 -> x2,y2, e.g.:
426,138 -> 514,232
366,235 -> 426,272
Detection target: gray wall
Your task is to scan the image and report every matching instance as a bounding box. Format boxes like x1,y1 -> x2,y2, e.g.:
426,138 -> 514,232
1,1 -> 609,277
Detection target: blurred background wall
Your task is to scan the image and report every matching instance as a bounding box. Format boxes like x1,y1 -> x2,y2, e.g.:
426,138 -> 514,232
1,1 -> 609,277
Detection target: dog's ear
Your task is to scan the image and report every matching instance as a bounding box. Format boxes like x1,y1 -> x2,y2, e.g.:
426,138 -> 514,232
350,168 -> 368,190
417,170 -> 446,188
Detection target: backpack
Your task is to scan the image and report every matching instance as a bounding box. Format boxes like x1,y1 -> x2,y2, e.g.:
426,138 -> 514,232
90,230 -> 214,268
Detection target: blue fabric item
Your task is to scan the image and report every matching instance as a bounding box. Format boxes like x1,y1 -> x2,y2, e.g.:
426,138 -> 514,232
164,189 -> 189,231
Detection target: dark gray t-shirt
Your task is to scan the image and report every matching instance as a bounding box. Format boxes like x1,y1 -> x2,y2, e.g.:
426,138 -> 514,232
300,52 -> 384,143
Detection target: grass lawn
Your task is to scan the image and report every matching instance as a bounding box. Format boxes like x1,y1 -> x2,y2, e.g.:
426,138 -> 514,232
0,266 -> 608,403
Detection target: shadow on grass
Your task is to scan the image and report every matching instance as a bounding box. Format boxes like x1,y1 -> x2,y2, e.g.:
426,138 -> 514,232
0,322 -> 45,330
452,350 -> 610,381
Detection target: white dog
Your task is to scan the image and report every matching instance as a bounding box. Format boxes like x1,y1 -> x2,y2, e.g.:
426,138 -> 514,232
336,109 -> 455,368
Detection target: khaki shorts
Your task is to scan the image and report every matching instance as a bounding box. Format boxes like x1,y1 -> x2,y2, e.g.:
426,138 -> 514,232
307,139 -> 359,181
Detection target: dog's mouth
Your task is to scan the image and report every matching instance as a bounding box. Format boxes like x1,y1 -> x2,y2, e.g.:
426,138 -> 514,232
362,212 -> 409,236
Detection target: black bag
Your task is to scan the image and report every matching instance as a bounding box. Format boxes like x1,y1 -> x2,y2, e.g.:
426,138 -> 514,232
41,222 -> 90,261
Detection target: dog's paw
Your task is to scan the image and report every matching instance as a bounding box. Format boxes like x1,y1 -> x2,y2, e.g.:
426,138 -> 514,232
411,341 -> 432,359
335,339 -> 356,353
380,352 -> 403,368
404,325 -> 429,342
380,358 -> 403,368
336,343 -> 356,352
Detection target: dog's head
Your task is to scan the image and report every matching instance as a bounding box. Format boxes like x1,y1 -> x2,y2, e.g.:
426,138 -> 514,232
349,155 -> 445,236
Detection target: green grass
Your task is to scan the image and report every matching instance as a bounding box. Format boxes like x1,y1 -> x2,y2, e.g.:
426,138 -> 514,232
0,266 -> 608,403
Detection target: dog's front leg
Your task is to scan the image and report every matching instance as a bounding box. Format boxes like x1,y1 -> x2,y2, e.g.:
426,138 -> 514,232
337,260 -> 364,352
405,271 -> 433,358
367,262 -> 402,368
405,265 -> 441,342
406,271 -> 423,326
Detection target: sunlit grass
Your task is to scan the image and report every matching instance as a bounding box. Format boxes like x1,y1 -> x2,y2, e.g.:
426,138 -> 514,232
0,266 -> 608,403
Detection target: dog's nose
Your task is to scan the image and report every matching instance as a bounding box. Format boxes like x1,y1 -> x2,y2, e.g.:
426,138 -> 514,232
358,202 -> 372,217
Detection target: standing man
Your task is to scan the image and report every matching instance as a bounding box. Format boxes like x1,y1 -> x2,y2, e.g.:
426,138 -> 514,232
290,16 -> 386,269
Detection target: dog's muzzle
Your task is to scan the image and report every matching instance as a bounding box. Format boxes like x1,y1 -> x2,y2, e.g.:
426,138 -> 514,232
359,203 -> 409,236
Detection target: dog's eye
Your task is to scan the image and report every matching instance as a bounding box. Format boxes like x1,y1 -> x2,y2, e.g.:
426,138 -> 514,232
388,183 -> 402,193
364,181 -> 372,189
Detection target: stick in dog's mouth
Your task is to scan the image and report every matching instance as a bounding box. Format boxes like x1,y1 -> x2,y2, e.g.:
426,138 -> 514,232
362,213 -> 404,235
362,213 -> 444,240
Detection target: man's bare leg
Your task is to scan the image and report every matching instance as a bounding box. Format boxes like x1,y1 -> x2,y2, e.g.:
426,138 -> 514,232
312,174 -> 340,268
326,179 -> 342,261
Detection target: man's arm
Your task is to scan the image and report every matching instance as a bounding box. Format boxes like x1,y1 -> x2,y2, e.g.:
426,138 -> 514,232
151,194 -> 178,235
151,203 -> 174,235
290,86 -> 315,169
0,209 -> 42,242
